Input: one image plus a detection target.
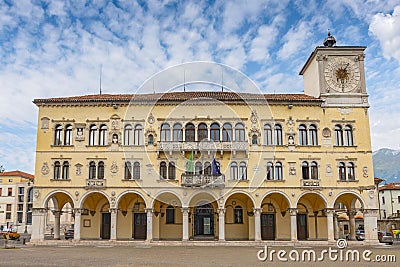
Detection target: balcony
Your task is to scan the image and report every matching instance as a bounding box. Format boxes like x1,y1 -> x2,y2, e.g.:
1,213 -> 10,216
158,141 -> 249,153
181,174 -> 225,188
301,179 -> 320,188
86,179 -> 106,189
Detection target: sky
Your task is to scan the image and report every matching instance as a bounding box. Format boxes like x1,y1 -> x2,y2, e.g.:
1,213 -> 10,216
0,0 -> 400,174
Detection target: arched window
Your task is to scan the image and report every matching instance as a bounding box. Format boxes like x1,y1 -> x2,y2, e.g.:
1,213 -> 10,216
160,123 -> 170,142
235,123 -> 245,141
89,124 -> 97,146
334,125 -> 343,146
302,161 -> 309,179
299,124 -> 307,146
222,123 -> 232,142
195,162 -> 203,175
185,123 -> 195,142
97,161 -> 105,179
239,162 -> 247,180
54,125 -> 63,145
124,124 -> 133,145
266,162 -> 273,180
160,161 -> 167,179
168,162 -> 176,180
264,124 -> 272,145
339,162 -> 346,181
344,125 -> 353,146
275,161 -> 283,180
204,161 -> 211,175
147,134 -> 154,145
62,161 -> 69,179
274,124 -> 283,145
54,161 -> 61,179
230,162 -> 238,180
64,124 -> 73,145
347,162 -> 355,181
252,134 -> 258,145
309,124 -> 318,146
99,124 -> 108,146
27,188 -> 33,202
210,123 -> 220,141
89,161 -> 96,179
133,161 -> 140,179
310,161 -> 318,180
198,123 -> 208,141
166,205 -> 175,224
173,123 -> 183,142
134,124 -> 143,145
124,162 -> 132,180
234,206 -> 243,224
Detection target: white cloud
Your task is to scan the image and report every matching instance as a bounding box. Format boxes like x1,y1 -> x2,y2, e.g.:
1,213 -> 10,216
277,21 -> 313,60
369,6 -> 400,62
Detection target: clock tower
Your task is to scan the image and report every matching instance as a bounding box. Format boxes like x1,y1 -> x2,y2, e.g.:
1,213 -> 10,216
300,33 -> 369,107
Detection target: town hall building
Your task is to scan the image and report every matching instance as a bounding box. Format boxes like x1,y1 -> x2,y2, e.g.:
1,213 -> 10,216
30,35 -> 378,243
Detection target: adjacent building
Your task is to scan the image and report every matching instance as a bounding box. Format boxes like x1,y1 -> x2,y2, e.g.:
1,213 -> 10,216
378,182 -> 400,231
0,171 -> 34,233
30,35 -> 378,243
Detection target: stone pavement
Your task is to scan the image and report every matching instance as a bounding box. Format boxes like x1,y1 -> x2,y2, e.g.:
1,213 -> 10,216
0,242 -> 399,267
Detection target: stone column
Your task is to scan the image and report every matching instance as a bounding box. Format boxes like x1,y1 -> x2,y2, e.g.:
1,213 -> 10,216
254,208 -> 262,241
325,209 -> 335,241
73,208 -> 82,241
145,208 -> 153,242
181,207 -> 190,241
109,208 -> 118,241
218,208 -> 226,241
52,210 -> 61,240
363,209 -> 379,243
348,210 -> 357,240
333,212 -> 339,240
289,208 -> 298,241
31,208 -> 47,241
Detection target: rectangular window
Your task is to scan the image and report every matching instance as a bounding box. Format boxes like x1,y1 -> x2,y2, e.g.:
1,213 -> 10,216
18,187 -> 24,195
18,204 -> 23,211
6,213 -> 11,220
0,188 -> 2,196
6,204 -> 11,211
382,196 -> 385,205
8,179 -> 13,182
18,195 -> 24,202
8,188 -> 12,196
398,196 -> 400,204
17,212 -> 23,223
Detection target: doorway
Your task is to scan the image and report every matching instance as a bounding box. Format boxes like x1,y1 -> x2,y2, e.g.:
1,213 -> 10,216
133,212 -> 147,239
297,213 -> 308,240
101,213 -> 111,239
194,204 -> 214,236
261,213 -> 275,240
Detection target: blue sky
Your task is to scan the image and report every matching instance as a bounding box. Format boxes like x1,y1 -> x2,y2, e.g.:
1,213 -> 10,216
0,0 -> 399,174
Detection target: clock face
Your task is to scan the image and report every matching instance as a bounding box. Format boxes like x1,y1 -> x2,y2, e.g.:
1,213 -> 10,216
324,57 -> 361,92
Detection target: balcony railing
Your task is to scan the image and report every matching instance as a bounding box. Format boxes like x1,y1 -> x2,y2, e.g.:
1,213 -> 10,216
86,179 -> 106,189
301,179 -> 320,188
181,174 -> 225,188
158,141 -> 249,152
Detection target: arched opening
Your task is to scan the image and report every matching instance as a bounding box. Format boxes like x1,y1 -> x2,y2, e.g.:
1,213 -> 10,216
153,192 -> 183,241
224,193 -> 254,240
260,193 -> 291,240
44,192 -> 74,240
80,192 -> 110,239
296,193 -> 327,240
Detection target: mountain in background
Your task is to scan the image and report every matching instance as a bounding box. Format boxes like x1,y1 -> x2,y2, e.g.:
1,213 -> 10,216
373,148 -> 400,184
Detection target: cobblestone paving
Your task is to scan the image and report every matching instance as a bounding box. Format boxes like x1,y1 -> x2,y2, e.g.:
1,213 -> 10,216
0,243 -> 399,267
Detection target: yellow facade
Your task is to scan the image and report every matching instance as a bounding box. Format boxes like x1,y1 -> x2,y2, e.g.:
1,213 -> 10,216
31,42 -> 378,243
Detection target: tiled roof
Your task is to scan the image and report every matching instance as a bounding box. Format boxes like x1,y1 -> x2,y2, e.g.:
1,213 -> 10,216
379,182 -> 400,191
0,170 -> 34,180
33,92 -> 321,104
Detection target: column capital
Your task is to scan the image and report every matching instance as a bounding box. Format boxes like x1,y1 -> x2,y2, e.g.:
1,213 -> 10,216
324,208 -> 335,216
73,208 -> 85,215
348,210 -> 358,217
253,208 -> 262,216
144,208 -> 154,214
109,208 -> 118,214
362,208 -> 379,216
52,210 -> 62,216
32,208 -> 47,215
181,207 -> 190,214
288,208 -> 298,216
218,208 -> 226,215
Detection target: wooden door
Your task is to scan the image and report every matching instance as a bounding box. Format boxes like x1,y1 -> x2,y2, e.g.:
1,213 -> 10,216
133,213 -> 147,239
297,214 -> 308,240
101,213 -> 111,239
261,213 -> 275,240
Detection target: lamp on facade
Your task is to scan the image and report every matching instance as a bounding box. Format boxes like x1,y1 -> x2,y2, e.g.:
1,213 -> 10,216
121,210 -> 127,216
133,199 -> 145,212
90,210 -> 96,216
281,210 -> 287,217
247,210 -> 254,217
